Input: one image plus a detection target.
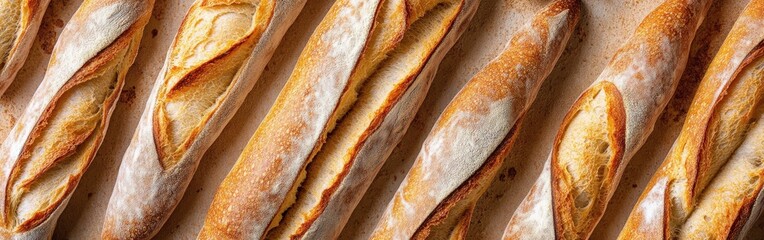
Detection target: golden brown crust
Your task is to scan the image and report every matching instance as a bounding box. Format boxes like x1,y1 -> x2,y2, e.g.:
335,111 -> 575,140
199,1 -> 397,239
413,114 -> 523,239
550,81 -> 626,239
371,0 -> 580,238
0,0 -> 52,96
283,3 -> 466,238
0,0 -> 153,237
7,26 -> 139,232
727,195 -> 757,239
677,116 -> 764,239
447,206 -> 474,240
619,1 -> 764,238
279,2 -> 417,234
678,42 -> 764,208
152,0 -> 275,168
507,0 -> 711,239
101,1 -> 305,239
285,71 -> 417,238
201,0 -> 478,238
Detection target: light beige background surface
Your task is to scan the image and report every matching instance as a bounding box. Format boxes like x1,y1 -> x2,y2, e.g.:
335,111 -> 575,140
0,0 -> 761,239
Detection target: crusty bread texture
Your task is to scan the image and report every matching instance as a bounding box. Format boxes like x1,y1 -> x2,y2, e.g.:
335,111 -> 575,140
199,0 -> 479,239
101,0 -> 306,239
619,0 -> 764,238
0,0 -> 53,96
369,0 -> 580,239
503,0 -> 711,239
0,0 -> 153,238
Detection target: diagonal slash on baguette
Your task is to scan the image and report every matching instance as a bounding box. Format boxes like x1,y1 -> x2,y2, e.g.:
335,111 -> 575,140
0,0 -> 154,238
101,1 -> 307,239
503,0 -> 712,239
619,0 -> 764,238
199,0 -> 479,239
0,0 -> 53,96
369,0 -> 580,239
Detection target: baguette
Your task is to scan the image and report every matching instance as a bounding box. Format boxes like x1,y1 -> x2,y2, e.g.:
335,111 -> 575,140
502,0 -> 711,239
0,0 -> 52,96
619,0 -> 764,238
199,0 -> 479,238
0,0 -> 153,238
100,1 -> 306,239
681,106 -> 764,239
369,0 -> 580,239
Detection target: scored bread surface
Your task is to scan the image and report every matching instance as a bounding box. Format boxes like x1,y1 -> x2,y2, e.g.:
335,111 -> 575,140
154,0 -> 274,167
268,2 -> 462,239
619,0 -> 764,238
0,0 -> 53,96
0,0 -> 153,238
199,0 -> 479,239
101,0 -> 307,239
0,0 -> 22,70
504,0 -> 711,239
369,0 -> 580,239
681,103 -> 764,239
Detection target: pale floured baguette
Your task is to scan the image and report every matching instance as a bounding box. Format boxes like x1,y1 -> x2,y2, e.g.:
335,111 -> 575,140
369,0 -> 580,239
0,0 -> 52,96
100,1 -> 306,239
619,0 -> 764,238
199,0 -> 479,239
503,0 -> 711,239
0,0 -> 153,238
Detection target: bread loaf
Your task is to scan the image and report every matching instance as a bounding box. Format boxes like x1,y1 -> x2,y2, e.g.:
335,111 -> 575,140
681,106 -> 764,239
0,0 -> 153,238
0,0 -> 52,96
619,0 -> 764,238
100,1 -> 306,239
199,0 -> 479,238
369,0 -> 580,239
503,0 -> 711,239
